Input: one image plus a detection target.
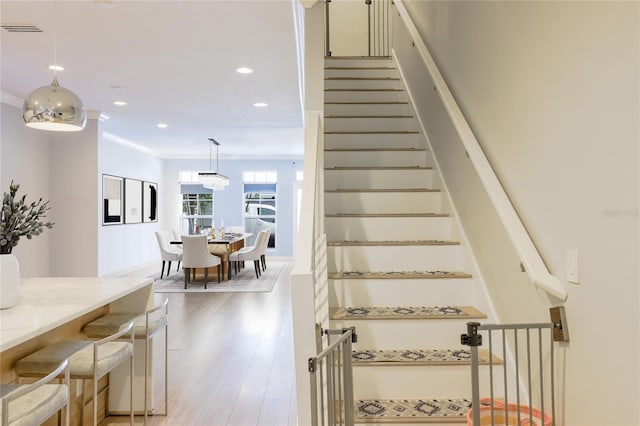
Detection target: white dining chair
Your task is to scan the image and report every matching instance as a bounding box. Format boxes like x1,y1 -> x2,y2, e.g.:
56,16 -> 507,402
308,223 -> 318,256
259,228 -> 271,271
181,235 -> 221,289
155,231 -> 182,279
229,230 -> 268,279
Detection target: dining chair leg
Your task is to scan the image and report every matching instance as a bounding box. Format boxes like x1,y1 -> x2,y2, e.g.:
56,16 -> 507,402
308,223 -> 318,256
204,268 -> 209,289
161,261 -> 166,279
217,265 -> 221,283
184,268 -> 189,289
168,261 -> 172,275
176,261 -> 181,271
254,260 -> 260,279
261,254 -> 266,271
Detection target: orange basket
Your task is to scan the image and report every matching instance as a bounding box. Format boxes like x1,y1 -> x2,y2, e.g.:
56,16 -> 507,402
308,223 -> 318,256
467,399 -> 553,426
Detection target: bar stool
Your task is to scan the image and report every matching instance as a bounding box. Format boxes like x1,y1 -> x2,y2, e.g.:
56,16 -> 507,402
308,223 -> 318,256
14,322 -> 135,426
83,300 -> 168,425
1,359 -> 70,426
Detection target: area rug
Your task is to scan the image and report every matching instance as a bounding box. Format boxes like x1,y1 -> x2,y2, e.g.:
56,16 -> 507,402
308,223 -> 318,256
152,260 -> 285,293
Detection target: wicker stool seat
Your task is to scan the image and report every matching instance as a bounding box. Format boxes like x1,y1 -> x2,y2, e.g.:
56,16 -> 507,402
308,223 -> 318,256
83,300 -> 168,425
14,323 -> 134,426
1,359 -> 70,426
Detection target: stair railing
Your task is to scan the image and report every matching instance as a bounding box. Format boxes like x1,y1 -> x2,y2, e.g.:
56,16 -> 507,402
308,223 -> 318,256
393,0 -> 567,301
308,327 -> 356,426
324,0 -> 391,57
462,320 -> 566,426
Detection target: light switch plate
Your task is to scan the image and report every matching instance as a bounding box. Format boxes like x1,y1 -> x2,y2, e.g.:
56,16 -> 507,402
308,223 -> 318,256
566,249 -> 579,284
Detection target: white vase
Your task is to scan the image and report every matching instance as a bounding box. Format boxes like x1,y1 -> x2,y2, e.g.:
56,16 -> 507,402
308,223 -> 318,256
0,253 -> 20,309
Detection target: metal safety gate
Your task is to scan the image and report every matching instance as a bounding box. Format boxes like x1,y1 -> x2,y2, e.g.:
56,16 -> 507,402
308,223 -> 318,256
308,327 -> 357,426
462,309 -> 568,426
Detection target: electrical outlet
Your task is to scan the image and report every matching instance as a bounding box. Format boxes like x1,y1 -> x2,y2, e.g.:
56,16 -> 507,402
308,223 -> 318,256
566,249 -> 579,284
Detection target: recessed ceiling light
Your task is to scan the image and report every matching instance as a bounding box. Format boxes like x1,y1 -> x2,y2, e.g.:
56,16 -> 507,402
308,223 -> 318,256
236,67 -> 254,74
112,100 -> 127,106
157,123 -> 168,129
48,64 -> 64,71
253,102 -> 268,107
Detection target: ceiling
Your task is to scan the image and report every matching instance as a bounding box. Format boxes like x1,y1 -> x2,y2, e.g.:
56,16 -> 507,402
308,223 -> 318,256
0,0 -> 304,160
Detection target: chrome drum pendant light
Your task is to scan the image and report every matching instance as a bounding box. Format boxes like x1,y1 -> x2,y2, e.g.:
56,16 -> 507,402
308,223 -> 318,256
22,77 -> 86,131
22,0 -> 86,132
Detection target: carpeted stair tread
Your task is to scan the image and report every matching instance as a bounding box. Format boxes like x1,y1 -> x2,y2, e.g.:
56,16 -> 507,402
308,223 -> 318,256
352,348 -> 501,366
329,271 -> 471,279
331,306 -> 486,320
325,188 -> 438,193
325,148 -> 425,152
326,213 -> 448,218
328,240 -> 459,247
325,130 -> 420,134
356,398 -> 471,423
325,115 -> 414,118
325,166 -> 430,170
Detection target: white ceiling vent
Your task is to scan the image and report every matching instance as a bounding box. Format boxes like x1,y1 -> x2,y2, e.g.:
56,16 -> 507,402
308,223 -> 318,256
1,24 -> 42,33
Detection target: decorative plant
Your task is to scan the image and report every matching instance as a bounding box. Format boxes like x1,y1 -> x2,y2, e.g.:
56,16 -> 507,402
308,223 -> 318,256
0,181 -> 54,255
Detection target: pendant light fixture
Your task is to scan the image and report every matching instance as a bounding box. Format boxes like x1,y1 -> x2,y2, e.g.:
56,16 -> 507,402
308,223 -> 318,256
22,77 -> 86,131
22,2 -> 86,132
198,138 -> 229,190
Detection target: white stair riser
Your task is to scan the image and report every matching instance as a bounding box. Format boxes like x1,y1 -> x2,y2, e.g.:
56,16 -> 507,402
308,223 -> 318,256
325,132 -> 421,149
327,245 -> 462,271
325,78 -> 404,90
324,150 -> 431,168
325,117 -> 418,132
331,320 -> 472,349
325,102 -> 412,116
330,278 -> 474,307
325,216 -> 454,241
325,191 -> 440,214
325,68 -> 398,78
353,367 -> 479,399
325,169 -> 433,190
325,58 -> 394,68
328,245 -> 463,272
325,90 -> 407,103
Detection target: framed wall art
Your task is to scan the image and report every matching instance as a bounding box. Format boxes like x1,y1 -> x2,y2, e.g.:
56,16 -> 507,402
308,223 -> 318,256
102,175 -> 123,225
124,178 -> 142,224
143,181 -> 158,222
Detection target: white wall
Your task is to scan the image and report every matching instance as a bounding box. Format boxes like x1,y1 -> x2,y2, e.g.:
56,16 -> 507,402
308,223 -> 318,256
398,1 -> 639,425
49,121 -> 100,277
0,104 -> 52,277
98,137 -> 163,276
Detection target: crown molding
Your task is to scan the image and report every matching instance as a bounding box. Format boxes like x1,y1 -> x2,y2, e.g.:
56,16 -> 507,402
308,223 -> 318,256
102,131 -> 159,157
0,91 -> 23,108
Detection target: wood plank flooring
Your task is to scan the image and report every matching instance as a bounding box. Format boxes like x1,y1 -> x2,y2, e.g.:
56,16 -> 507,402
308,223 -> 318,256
107,262 -> 297,426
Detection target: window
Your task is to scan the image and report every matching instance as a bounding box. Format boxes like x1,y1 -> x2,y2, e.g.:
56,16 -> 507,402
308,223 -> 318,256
180,171 -> 214,234
243,171 -> 277,248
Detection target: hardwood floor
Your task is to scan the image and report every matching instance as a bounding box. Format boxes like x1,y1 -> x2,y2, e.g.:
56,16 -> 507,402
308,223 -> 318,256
108,261 -> 297,426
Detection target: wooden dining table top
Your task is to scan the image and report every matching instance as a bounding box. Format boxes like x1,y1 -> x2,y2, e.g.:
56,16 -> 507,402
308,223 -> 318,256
170,232 -> 251,245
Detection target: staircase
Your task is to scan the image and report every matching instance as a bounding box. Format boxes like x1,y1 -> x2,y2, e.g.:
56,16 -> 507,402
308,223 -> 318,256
324,57 -> 497,424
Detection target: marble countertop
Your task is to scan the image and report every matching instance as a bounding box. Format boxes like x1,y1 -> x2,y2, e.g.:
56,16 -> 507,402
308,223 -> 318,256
0,277 -> 152,352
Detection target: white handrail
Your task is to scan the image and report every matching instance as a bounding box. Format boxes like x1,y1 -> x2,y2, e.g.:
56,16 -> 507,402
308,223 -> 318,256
394,0 -> 567,301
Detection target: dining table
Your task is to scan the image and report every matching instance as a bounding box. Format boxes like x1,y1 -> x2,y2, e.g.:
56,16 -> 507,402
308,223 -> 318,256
171,232 -> 251,281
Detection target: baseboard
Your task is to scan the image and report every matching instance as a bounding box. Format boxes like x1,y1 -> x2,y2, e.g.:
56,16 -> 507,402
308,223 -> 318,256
102,260 -> 158,279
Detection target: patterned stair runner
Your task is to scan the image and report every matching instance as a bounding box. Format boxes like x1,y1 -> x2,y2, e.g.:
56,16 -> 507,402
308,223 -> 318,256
331,306 -> 486,320
356,398 -> 471,422
328,240 -> 460,246
328,271 -> 472,280
352,348 -> 501,366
